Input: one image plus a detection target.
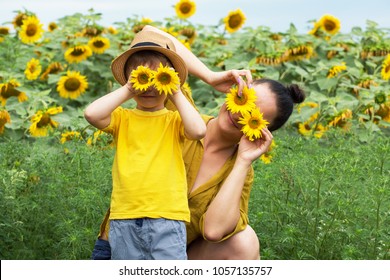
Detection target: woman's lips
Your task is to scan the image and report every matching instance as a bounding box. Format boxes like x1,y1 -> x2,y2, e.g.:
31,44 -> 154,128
228,111 -> 240,129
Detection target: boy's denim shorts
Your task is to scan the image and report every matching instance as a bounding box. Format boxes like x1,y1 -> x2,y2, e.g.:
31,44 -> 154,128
109,218 -> 187,260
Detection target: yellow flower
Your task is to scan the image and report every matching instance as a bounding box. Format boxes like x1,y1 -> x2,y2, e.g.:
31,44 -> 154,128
375,102 -> 390,122
88,36 -> 110,54
57,71 -> 88,99
260,139 -> 277,164
286,45 -> 314,61
29,106 -> 63,137
238,107 -> 269,141
225,86 -> 257,114
130,65 -> 154,92
318,14 -> 341,35
12,12 -> 28,29
224,9 -> 246,33
328,109 -> 352,130
152,63 -> 180,95
106,26 -> 118,35
0,110 -> 11,134
40,62 -> 63,80
60,131 -> 81,144
0,79 -> 28,106
24,58 -> 42,80
18,16 -> 44,44
0,27 -> 10,36
327,62 -> 347,78
64,45 -> 92,63
175,0 -> 196,19
381,54 -> 390,80
48,22 -> 58,32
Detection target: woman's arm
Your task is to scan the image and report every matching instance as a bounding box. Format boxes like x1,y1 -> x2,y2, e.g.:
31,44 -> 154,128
203,129 -> 273,241
84,84 -> 135,129
142,25 -> 252,94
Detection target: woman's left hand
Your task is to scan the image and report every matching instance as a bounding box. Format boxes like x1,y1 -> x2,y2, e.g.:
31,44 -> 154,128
237,128 -> 273,165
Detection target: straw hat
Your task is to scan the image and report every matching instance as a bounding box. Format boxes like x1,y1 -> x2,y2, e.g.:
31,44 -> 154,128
111,30 -> 188,86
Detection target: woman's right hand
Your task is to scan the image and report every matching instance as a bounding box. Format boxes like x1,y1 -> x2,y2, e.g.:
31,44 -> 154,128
236,128 -> 273,166
207,69 -> 253,94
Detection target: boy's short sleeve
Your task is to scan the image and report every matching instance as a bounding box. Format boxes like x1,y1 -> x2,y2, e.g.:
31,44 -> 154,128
101,107 -> 124,137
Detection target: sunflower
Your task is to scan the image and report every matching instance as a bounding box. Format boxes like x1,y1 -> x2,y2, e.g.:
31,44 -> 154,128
18,16 -> 44,44
298,122 -> 326,138
238,108 -> 269,141
57,71 -> 88,99
48,22 -> 58,32
327,62 -> 347,78
260,140 -> 276,164
29,106 -> 63,137
130,65 -> 154,92
0,110 -> 11,134
60,131 -> 82,144
106,26 -> 118,35
179,27 -> 197,44
224,9 -> 246,33
175,0 -> 196,19
40,62 -> 63,80
24,58 -> 42,80
88,36 -> 110,54
381,54 -> 390,80
328,109 -> 352,130
152,63 -> 180,95
64,45 -> 92,63
318,14 -> 341,35
12,12 -> 28,29
286,45 -> 315,61
0,27 -> 10,36
0,79 -> 28,106
376,102 -> 390,122
225,86 -> 257,114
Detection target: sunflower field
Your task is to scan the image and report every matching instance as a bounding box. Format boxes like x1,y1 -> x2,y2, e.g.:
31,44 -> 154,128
1,1 -> 389,260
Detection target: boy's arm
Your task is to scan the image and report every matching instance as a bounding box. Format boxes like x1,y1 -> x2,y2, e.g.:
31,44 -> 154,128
169,89 -> 206,140
84,84 -> 135,129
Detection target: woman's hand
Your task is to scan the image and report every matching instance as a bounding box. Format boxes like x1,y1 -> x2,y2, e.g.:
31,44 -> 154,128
236,128 -> 273,165
207,69 -> 253,94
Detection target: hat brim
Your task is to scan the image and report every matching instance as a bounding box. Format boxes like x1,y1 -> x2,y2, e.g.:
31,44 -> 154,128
111,46 -> 188,86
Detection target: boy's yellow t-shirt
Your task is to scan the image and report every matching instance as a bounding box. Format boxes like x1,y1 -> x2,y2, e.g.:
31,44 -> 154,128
102,107 -> 190,222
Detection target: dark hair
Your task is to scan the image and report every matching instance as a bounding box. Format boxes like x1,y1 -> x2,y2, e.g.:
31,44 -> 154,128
253,78 -> 305,131
124,50 -> 173,79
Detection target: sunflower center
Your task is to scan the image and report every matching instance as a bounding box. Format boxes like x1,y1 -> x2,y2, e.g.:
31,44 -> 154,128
323,20 -> 336,32
229,14 -> 242,29
233,93 -> 248,105
26,24 -> 37,36
29,64 -> 37,73
37,114 -> 50,128
138,73 -> 150,85
248,118 -> 260,129
0,28 -> 9,35
64,78 -> 81,91
180,4 -> 192,14
93,40 -> 105,48
157,73 -> 171,85
71,47 -> 85,56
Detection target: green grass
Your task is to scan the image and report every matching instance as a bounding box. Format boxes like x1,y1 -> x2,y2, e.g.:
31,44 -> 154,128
250,129 -> 390,260
0,129 -> 389,259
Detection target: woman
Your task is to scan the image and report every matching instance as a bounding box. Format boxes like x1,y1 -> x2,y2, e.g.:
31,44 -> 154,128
92,25 -> 305,260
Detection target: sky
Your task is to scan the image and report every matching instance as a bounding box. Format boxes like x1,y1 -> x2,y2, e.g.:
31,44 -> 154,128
1,0 -> 389,33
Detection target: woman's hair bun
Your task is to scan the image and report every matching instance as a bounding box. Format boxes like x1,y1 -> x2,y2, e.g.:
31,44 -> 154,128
287,84 -> 306,104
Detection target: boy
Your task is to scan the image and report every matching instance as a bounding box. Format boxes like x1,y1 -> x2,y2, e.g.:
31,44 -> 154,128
84,30 -> 206,260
